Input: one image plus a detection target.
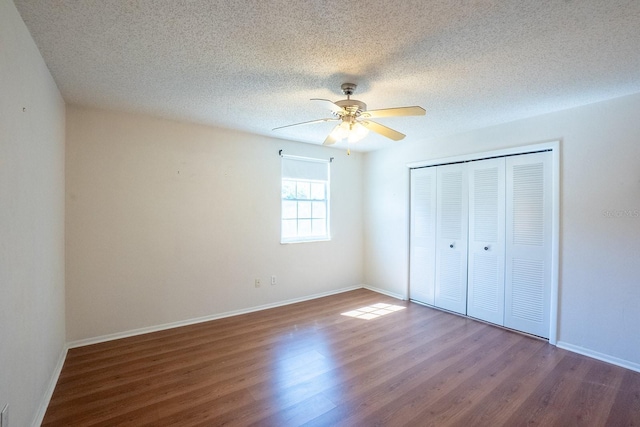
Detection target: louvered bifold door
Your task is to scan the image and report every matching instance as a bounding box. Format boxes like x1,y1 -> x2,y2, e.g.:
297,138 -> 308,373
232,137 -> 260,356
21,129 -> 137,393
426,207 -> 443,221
435,163 -> 469,315
467,158 -> 506,325
505,152 -> 552,338
409,167 -> 437,305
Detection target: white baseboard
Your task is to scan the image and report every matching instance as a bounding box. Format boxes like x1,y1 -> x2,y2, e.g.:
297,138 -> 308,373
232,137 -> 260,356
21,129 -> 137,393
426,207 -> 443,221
557,341 -> 640,373
67,285 -> 363,349
362,284 -> 406,301
32,345 -> 68,427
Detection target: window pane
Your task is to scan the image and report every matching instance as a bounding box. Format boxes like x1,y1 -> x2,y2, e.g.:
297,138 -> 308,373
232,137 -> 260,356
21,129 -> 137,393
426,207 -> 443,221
297,182 -> 310,199
282,180 -> 297,199
281,175 -> 330,242
282,200 -> 297,219
311,219 -> 326,236
282,219 -> 297,238
312,201 -> 326,219
311,183 -> 325,200
298,201 -> 311,219
298,219 -> 311,236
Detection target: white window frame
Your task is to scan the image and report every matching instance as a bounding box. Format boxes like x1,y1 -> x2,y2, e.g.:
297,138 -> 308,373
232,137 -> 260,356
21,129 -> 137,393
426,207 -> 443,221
281,155 -> 331,244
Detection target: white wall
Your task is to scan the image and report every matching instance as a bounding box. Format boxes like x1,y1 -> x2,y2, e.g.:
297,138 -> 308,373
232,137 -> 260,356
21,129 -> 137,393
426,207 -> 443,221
0,1 -> 66,426
364,92 -> 640,369
65,105 -> 363,342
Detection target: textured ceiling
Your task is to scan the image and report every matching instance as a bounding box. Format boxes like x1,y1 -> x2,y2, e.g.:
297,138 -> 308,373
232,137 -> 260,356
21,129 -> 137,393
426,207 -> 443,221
14,0 -> 640,151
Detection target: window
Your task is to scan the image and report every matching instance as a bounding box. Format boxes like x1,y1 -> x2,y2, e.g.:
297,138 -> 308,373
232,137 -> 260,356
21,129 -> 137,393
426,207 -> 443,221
281,155 -> 330,243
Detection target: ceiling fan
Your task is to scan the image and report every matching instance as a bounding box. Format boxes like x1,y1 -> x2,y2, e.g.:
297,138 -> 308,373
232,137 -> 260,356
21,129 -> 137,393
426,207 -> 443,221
273,83 -> 426,149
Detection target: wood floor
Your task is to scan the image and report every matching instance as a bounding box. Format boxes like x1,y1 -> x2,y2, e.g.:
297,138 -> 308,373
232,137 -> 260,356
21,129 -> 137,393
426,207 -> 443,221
43,289 -> 640,426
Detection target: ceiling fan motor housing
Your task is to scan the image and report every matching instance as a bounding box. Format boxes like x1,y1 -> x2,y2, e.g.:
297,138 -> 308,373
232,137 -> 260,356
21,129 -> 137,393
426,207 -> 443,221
335,99 -> 367,117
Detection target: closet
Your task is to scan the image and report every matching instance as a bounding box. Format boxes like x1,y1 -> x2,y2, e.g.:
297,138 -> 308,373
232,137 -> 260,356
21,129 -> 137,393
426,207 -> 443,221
409,150 -> 552,338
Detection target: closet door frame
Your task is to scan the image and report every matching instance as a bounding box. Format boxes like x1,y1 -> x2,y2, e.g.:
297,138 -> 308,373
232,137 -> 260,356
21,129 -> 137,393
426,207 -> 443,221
407,141 -> 559,344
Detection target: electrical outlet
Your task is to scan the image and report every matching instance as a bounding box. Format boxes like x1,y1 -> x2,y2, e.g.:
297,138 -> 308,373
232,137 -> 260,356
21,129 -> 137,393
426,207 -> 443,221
1,404 -> 8,427
271,275 -> 277,285
254,278 -> 261,288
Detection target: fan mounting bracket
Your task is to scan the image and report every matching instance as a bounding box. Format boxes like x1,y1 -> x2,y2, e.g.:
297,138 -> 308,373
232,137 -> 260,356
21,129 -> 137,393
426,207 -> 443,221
341,83 -> 357,96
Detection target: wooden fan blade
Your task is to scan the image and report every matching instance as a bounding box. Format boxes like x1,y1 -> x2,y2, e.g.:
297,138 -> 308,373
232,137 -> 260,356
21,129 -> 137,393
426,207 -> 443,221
273,117 -> 338,131
311,98 -> 344,115
323,124 -> 342,145
359,120 -> 406,141
361,106 -> 426,119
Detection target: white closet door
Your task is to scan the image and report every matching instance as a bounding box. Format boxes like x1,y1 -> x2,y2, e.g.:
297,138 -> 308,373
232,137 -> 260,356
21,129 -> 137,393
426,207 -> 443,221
467,158 -> 506,325
409,167 -> 437,305
435,163 -> 468,315
505,151 -> 552,338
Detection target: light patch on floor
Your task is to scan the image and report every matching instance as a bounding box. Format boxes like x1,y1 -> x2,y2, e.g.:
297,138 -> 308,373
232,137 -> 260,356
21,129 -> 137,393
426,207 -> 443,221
341,303 -> 406,320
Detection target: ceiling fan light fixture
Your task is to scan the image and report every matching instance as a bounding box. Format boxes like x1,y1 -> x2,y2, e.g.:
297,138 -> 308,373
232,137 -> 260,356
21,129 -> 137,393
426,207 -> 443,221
330,123 -> 349,141
347,122 -> 369,143
329,121 -> 369,144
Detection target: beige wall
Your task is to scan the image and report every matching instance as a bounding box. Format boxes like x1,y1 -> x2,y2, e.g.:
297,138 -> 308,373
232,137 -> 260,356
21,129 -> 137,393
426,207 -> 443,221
65,105 -> 364,342
0,0 -> 66,425
363,92 -> 640,369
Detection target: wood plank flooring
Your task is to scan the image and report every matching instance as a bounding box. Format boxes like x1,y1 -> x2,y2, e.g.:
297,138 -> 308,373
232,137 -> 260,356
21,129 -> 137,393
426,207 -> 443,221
43,289 -> 640,426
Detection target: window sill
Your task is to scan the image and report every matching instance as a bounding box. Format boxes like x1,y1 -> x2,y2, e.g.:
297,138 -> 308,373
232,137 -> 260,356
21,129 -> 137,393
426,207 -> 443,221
280,237 -> 331,244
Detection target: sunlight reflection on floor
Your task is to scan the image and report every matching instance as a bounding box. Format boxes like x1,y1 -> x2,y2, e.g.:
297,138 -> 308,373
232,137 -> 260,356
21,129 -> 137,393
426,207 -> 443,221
340,303 -> 405,320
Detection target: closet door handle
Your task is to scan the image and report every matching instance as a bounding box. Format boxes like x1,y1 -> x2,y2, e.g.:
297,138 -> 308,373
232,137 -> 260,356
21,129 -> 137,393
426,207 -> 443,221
449,243 -> 454,248
484,246 -> 489,251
